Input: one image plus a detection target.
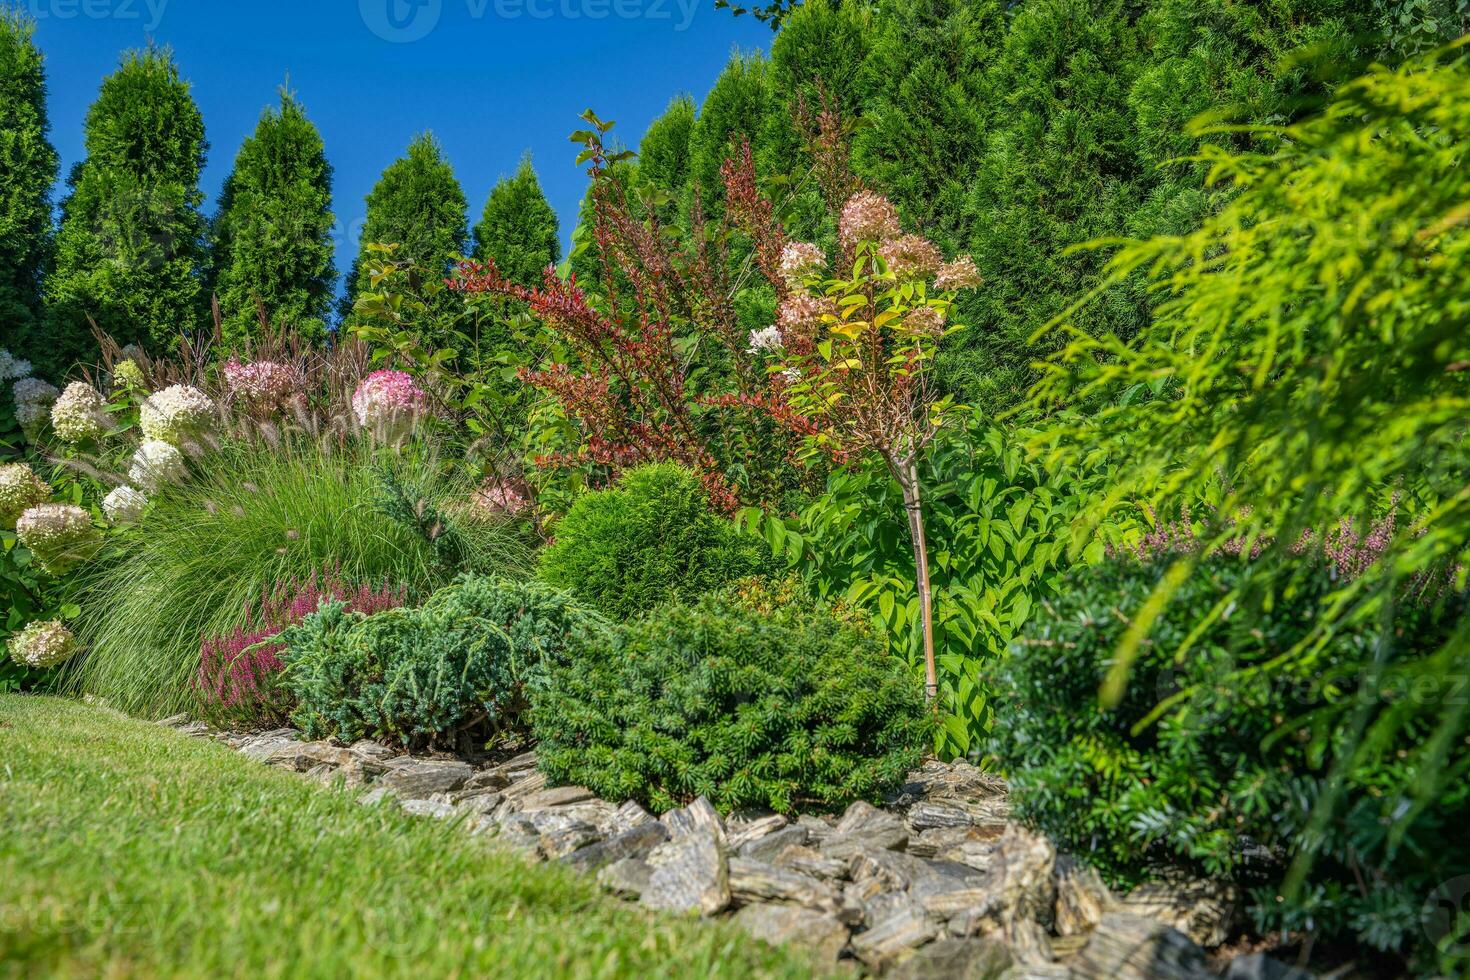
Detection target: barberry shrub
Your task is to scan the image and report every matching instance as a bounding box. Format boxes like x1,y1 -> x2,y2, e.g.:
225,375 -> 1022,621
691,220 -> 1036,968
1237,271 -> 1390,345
532,585 -> 931,815
985,555 -> 1468,966
537,464 -> 770,621
280,574 -> 606,746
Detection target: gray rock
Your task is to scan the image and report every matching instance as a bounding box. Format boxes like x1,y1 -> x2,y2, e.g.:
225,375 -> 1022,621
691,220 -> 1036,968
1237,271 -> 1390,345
850,901 -> 941,970
450,789 -> 503,815
732,902 -> 849,964
1054,854 -> 1114,937
739,825 -> 809,863
890,937 -> 1014,980
936,836 -> 1004,873
598,857 -> 654,899
727,813 -> 788,851
347,739 -> 398,763
771,843 -> 848,882
539,820 -> 602,859
822,825 -> 910,859
611,800 -> 654,834
358,785 -> 398,807
727,857 -> 856,921
518,785 -> 596,809
997,917 -> 1055,967
1069,913 -> 1212,980
399,798 -> 458,820
1121,878 -> 1236,948
985,823 -> 1057,929
795,813 -> 836,844
1222,952 -> 1315,980
499,770 -> 548,801
375,758 -> 473,798
910,825 -> 1004,859
907,798 -> 1009,832
562,820 -> 669,874
640,829 -> 730,915
661,797 -> 725,842
156,713 -> 192,728
461,768 -> 510,792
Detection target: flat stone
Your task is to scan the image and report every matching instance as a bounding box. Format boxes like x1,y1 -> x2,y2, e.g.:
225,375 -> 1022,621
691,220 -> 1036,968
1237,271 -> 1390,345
611,800 -> 654,834
358,786 -> 397,807
771,843 -> 848,882
156,713 -> 192,727
461,768 -> 509,791
640,829 -> 730,916
996,916 -> 1055,967
727,813 -> 787,851
984,823 -> 1056,928
907,798 -> 1008,832
499,770 -> 548,801
449,789 -> 503,814
732,902 -> 849,964
1070,912 -> 1212,980
399,799 -> 458,820
1055,854 -> 1114,937
348,739 -> 398,763
795,814 -> 836,844
598,857 -> 654,899
375,758 -> 473,798
1121,878 -> 1236,947
539,821 -> 602,859
739,825 -> 809,863
909,824 -> 1004,859
562,820 -> 669,874
518,785 -> 596,809
661,797 -> 725,842
1222,952 -> 1316,980
728,857 -> 855,921
889,936 -> 1013,980
850,902 -> 941,969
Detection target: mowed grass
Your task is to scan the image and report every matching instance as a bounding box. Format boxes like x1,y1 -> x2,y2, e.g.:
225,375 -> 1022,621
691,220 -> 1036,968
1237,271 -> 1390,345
0,696 -> 818,979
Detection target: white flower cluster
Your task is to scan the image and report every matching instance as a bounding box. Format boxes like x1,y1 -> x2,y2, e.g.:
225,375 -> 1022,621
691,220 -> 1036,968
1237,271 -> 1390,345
113,359 -> 145,390
16,503 -> 101,574
746,325 -> 784,354
777,242 -> 825,287
103,485 -> 148,524
7,619 -> 77,669
129,439 -> 187,493
140,384 -> 215,443
0,462 -> 52,528
50,382 -> 109,444
0,349 -> 32,381
12,376 -> 59,435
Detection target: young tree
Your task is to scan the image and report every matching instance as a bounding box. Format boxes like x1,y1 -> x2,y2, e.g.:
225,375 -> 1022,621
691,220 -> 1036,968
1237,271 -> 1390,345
342,132 -> 467,320
44,47 -> 208,374
0,7 -> 58,366
209,90 -> 336,348
470,155 -> 558,288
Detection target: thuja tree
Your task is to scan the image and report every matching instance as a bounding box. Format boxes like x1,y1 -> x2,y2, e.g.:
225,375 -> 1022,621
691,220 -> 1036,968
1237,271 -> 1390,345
44,47 -> 208,372
342,132 -> 467,321
209,90 -> 336,347
471,155 -> 559,288
0,7 -> 57,366
1031,47 -> 1470,969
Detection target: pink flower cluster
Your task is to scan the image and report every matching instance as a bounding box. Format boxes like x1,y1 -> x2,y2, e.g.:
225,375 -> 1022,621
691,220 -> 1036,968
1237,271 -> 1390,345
222,358 -> 304,412
473,477 -> 530,515
935,255 -> 982,291
878,234 -> 942,280
777,293 -> 836,340
839,191 -> 901,247
351,370 -> 430,432
195,570 -> 406,726
777,242 -> 826,287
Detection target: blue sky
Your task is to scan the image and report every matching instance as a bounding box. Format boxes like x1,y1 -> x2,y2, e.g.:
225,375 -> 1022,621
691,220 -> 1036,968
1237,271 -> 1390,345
31,0 -> 773,290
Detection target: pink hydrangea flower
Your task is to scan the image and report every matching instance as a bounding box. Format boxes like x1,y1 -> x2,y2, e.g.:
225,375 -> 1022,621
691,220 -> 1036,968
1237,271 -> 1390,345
222,358 -> 305,412
878,235 -> 942,281
777,242 -> 826,287
777,294 -> 837,340
934,255 -> 982,291
839,191 -> 901,247
351,370 -> 430,434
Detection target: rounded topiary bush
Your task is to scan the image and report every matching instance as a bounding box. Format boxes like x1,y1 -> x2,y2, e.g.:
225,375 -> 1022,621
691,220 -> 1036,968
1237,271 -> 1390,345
532,586 -> 932,814
537,464 -> 770,620
984,555 -> 1468,961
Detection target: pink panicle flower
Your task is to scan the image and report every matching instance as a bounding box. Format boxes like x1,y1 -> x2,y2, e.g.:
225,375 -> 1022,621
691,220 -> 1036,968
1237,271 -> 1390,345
777,242 -> 826,287
223,358 -> 305,412
474,477 -> 530,515
902,305 -> 946,338
839,191 -> 901,247
878,234 -> 942,281
351,370 -> 430,434
934,255 -> 982,292
195,569 -> 406,727
776,293 -> 837,341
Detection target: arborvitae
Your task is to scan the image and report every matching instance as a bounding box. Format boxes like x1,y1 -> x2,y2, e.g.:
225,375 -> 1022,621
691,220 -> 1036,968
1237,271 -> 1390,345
342,132 -> 467,318
209,90 -> 336,348
0,7 -> 57,365
471,155 -> 559,288
43,47 -> 207,373
686,53 -> 773,221
636,95 -> 696,231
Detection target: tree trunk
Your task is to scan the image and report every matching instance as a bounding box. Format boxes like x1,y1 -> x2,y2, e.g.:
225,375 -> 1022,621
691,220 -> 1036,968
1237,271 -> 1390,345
899,462 -> 939,705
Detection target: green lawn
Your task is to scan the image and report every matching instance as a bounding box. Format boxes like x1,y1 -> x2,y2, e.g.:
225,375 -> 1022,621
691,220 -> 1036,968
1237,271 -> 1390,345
0,695 -> 818,979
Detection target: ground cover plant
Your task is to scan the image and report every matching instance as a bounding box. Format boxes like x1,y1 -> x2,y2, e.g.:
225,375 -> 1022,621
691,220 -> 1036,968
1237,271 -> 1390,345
0,695 -> 822,978
533,580 -> 932,814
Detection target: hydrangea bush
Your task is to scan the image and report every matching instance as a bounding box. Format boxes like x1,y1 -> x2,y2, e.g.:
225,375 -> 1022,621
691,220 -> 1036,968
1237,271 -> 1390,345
128,439 -> 187,493
16,504 -> 101,574
101,486 -> 148,524
0,463 -> 51,528
49,382 -> 108,444
351,370 -> 429,438
6,619 -> 76,669
139,384 -> 215,444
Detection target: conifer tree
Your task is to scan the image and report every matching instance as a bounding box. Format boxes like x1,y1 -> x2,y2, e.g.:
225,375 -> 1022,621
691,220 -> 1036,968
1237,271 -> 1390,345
0,7 -> 57,365
209,90 -> 336,348
44,47 -> 208,373
686,53 -> 772,220
636,95 -> 695,200
471,155 -> 558,288
342,132 -> 467,318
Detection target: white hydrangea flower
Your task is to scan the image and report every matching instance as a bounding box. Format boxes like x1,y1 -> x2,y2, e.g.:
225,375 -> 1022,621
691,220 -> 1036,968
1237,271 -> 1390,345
102,485 -> 148,524
746,325 -> 784,353
12,376 -> 58,407
113,359 -> 145,390
50,382 -> 109,444
140,384 -> 215,443
129,439 -> 187,492
16,503 -> 100,574
0,350 -> 33,381
0,462 -> 52,528
7,619 -> 77,669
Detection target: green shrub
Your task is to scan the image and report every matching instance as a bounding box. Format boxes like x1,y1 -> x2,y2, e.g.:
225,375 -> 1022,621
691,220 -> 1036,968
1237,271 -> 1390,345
67,438 -> 536,718
537,464 -> 770,620
532,587 -> 932,814
281,574 -> 608,746
985,555 -> 1468,965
